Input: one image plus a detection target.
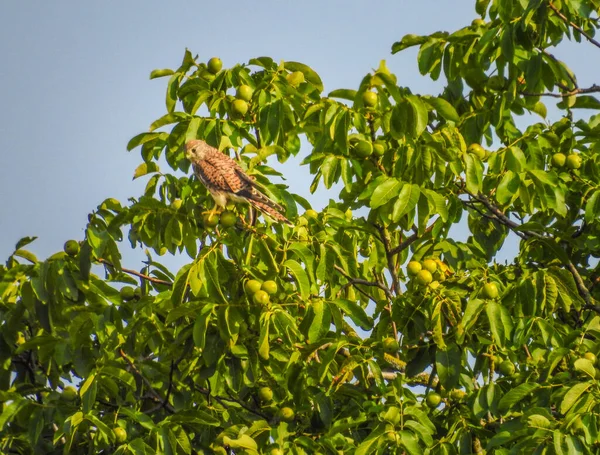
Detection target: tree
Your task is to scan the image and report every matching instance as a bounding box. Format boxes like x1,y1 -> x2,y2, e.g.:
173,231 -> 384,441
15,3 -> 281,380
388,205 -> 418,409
2,0 -> 600,453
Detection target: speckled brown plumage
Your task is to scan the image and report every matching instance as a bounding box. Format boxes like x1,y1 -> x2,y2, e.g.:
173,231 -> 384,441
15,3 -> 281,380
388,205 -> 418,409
185,139 -> 292,225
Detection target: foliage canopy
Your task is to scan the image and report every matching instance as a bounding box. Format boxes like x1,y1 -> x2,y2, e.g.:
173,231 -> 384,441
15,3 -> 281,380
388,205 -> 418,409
2,1 -> 600,454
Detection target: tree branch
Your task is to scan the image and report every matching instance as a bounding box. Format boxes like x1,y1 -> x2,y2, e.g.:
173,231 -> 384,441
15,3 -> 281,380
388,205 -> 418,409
549,2 -> 600,50
98,258 -> 172,286
389,223 -> 436,256
521,84 -> 600,98
375,224 -> 400,294
334,265 -> 394,300
119,349 -> 175,413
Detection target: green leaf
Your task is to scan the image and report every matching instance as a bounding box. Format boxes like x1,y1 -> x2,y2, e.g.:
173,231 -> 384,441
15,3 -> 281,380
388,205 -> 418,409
392,184 -> 420,222
423,96 -> 459,122
436,343 -> 461,389
284,259 -> 310,300
132,162 -> 160,179
356,425 -> 386,455
572,96 -> 600,109
193,304 -> 215,350
15,236 -> 37,250
485,301 -> 512,347
328,89 -> 357,101
308,300 -> 331,343
391,34 -> 429,53
496,171 -> 520,205
150,68 -> 175,79
585,190 -> 600,223
285,61 -> 324,91
560,381 -> 593,414
331,298 -> 373,330
498,383 -> 540,412
149,112 -> 188,131
573,358 -> 596,379
370,178 -> 403,209
465,153 -> 483,194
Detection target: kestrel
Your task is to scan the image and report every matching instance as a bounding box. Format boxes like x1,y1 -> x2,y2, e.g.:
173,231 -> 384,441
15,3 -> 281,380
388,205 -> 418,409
185,139 -> 293,226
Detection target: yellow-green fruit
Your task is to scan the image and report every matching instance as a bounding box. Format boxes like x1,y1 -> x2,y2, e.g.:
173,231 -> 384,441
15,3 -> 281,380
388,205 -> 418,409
62,386 -> 78,401
345,209 -> 353,220
416,270 -> 433,286
407,261 -> 422,276
279,406 -> 295,421
467,143 -> 486,160
236,84 -> 253,101
64,240 -> 80,257
245,280 -> 262,295
383,337 -> 399,353
584,352 -> 597,366
472,18 -> 485,27
203,213 -> 219,228
353,140 -> 373,158
258,386 -> 273,402
120,286 -> 135,301
133,287 -> 142,299
253,290 -> 270,305
305,209 -> 318,219
261,280 -> 278,295
482,282 -> 499,299
373,140 -> 387,157
113,427 -> 127,444
268,448 -> 284,455
286,71 -> 305,87
449,389 -> 466,401
425,393 -> 442,408
207,57 -> 223,74
498,360 -> 515,376
362,91 -> 378,107
422,259 -> 438,274
232,99 -> 249,117
171,199 -> 183,210
487,75 -> 507,91
219,210 -> 237,228
551,153 -> 566,168
566,154 -> 582,169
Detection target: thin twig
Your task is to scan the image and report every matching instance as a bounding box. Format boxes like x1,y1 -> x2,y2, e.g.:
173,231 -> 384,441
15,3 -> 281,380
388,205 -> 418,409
521,84 -> 600,98
389,223 -> 436,256
119,349 -> 175,413
334,265 -> 394,300
98,258 -> 172,286
375,225 -> 400,294
549,2 -> 600,50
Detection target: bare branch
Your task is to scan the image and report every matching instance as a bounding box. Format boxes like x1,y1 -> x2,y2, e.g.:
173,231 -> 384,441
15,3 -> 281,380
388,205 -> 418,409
98,258 -> 172,286
521,84 -> 600,98
549,2 -> 600,50
389,222 -> 436,256
334,264 -> 394,300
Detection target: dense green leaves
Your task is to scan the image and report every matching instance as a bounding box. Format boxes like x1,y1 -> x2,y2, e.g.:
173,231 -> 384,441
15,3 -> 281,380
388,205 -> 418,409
3,2 -> 600,453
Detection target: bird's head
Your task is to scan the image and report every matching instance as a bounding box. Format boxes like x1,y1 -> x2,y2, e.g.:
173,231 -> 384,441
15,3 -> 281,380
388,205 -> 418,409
185,139 -> 210,161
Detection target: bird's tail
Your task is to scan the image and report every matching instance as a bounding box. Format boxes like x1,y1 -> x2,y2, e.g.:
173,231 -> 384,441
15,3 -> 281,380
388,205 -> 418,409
247,195 -> 293,226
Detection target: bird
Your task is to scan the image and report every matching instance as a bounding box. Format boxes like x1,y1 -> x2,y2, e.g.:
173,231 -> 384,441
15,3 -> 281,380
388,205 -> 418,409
184,139 -> 293,226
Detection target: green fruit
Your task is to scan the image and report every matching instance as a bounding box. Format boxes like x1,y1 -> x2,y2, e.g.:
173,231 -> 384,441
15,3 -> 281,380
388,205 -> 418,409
258,386 -> 273,402
362,91 -> 378,107
261,280 -> 278,295
120,286 -> 135,301
286,71 -> 305,87
498,360 -> 515,376
482,282 -> 499,299
345,209 -> 353,221
383,337 -> 399,353
449,389 -> 466,401
113,427 -> 127,444
269,448 -> 283,455
407,261 -> 422,276
219,210 -> 237,228
232,99 -> 249,117
373,140 -> 387,157
353,140 -> 373,158
64,240 -> 79,257
305,209 -> 318,219
425,393 -> 442,408
62,385 -> 78,401
566,154 -> 582,169
279,406 -> 295,421
236,84 -> 253,101
207,57 -> 223,74
203,213 -> 219,228
487,75 -> 507,91
471,18 -> 485,27
416,270 -> 433,286
171,199 -> 183,210
253,290 -> 270,305
584,352 -> 597,366
467,143 -> 486,160
422,259 -> 438,274
245,280 -> 262,295
551,153 -> 567,168
133,287 -> 142,299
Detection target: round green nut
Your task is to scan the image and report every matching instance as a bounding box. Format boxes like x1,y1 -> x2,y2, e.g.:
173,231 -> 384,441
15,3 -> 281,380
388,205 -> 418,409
244,279 -> 262,295
279,406 -> 295,421
352,140 -> 373,158
383,337 -> 399,353
261,280 -> 278,295
416,270 -> 433,286
203,213 -> 219,228
551,153 -> 566,168
362,91 -> 378,107
407,261 -> 422,276
113,427 -> 127,444
253,290 -> 270,305
372,140 -> 387,157
422,259 -> 437,274
482,282 -> 499,299
467,143 -> 486,160
236,84 -> 253,101
64,240 -> 80,257
498,360 -> 515,376
566,154 -> 582,170
219,210 -> 237,228
207,57 -> 223,74
425,392 -> 442,408
232,99 -> 249,117
258,386 -> 273,402
120,286 -> 135,301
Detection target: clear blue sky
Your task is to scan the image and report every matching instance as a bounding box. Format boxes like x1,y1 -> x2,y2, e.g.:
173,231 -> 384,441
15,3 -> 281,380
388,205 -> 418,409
0,2 -> 596,266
